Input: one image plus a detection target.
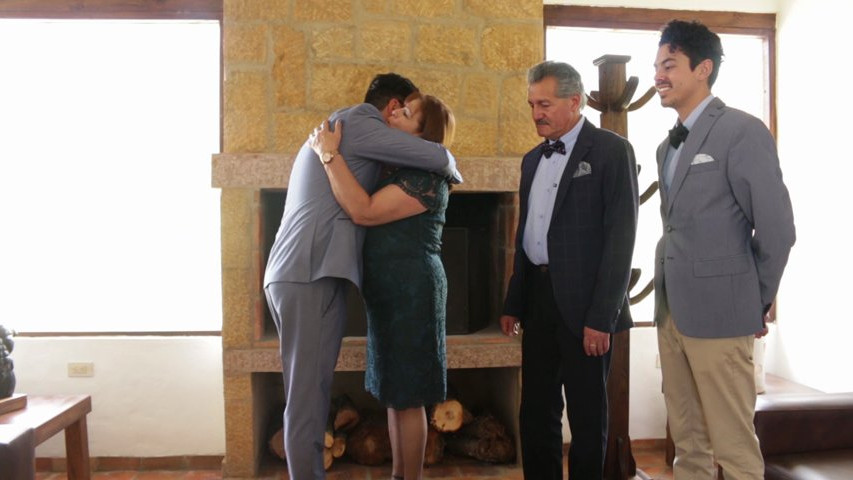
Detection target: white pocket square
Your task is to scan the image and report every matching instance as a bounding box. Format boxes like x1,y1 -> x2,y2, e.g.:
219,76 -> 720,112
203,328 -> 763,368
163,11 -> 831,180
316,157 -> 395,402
573,161 -> 592,178
691,153 -> 715,165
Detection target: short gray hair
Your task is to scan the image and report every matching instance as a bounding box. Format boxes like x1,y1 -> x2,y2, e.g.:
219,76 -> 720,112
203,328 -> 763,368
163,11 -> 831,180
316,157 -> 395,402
527,61 -> 587,109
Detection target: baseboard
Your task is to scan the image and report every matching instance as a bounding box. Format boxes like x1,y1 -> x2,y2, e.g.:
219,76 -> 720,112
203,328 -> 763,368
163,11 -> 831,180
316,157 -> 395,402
36,455 -> 223,472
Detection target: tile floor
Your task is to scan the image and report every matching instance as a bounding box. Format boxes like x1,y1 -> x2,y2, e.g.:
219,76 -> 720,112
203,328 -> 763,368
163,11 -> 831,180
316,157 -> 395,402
34,441 -> 673,479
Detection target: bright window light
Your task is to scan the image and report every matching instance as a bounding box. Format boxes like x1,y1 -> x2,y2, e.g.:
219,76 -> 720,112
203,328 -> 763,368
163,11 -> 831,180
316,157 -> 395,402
546,27 -> 768,324
0,20 -> 221,333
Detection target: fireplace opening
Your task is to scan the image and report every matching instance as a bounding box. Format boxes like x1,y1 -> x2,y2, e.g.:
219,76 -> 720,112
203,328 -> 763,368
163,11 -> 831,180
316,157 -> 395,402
260,191 -> 508,339
257,367 -> 519,470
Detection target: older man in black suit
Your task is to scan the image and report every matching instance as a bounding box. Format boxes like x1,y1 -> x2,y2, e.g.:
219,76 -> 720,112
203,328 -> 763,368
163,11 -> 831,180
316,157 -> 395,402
500,60 -> 639,479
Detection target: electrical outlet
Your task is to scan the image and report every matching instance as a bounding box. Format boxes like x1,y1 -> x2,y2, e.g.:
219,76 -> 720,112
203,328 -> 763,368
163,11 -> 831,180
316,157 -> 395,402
68,362 -> 94,377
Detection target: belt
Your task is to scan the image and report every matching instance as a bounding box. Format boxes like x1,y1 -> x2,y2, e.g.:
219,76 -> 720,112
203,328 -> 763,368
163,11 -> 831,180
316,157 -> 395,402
536,264 -> 549,273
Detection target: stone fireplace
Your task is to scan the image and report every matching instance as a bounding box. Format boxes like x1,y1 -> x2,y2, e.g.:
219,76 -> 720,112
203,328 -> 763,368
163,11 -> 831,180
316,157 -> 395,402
214,1 -> 544,476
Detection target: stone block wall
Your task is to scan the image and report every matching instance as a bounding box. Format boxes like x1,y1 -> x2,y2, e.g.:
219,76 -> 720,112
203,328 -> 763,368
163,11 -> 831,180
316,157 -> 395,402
218,1 -> 543,475
222,0 -> 543,156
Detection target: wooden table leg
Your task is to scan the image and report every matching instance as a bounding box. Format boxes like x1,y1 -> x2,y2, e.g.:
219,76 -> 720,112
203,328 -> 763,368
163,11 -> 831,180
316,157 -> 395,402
64,416 -> 91,480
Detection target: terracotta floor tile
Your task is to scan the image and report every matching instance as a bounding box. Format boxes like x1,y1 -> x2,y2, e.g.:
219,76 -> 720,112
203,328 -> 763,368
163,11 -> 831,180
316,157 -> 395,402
93,472 -> 138,480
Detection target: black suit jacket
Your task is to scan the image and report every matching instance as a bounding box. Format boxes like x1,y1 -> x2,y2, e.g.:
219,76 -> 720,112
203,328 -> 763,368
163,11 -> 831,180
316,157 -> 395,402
503,119 -> 639,338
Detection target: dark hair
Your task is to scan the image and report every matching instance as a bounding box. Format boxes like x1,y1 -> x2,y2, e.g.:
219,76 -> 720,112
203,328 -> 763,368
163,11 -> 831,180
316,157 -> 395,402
363,73 -> 418,110
659,20 -> 724,87
414,93 -> 455,146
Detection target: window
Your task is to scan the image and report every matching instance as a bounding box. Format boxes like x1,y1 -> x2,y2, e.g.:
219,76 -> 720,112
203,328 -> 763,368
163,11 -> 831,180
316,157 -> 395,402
0,19 -> 221,333
545,7 -> 775,325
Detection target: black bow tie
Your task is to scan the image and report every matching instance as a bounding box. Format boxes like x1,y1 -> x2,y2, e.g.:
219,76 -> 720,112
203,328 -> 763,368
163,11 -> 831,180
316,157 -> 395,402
668,122 -> 689,148
542,140 -> 566,158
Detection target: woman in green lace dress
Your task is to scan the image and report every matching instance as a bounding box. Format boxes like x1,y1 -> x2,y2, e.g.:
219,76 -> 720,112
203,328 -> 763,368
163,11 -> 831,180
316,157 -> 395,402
310,93 -> 455,480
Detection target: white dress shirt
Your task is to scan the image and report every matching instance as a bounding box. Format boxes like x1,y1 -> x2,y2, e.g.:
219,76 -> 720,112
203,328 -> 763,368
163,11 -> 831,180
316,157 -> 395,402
523,117 -> 584,266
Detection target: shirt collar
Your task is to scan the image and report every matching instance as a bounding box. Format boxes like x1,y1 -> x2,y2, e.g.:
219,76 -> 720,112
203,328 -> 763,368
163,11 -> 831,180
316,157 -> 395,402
682,95 -> 715,130
552,114 -> 584,147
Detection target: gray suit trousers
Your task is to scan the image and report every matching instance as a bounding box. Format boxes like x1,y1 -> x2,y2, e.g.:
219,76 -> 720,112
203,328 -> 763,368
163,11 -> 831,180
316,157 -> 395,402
265,278 -> 348,480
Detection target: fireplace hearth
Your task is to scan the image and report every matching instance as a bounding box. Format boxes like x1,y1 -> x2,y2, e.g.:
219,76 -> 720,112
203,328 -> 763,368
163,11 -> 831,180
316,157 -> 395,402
214,153 -> 523,477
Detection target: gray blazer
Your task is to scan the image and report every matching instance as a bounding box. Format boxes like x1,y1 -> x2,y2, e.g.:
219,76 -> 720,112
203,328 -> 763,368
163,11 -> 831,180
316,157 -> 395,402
264,103 -> 458,289
653,97 -> 795,338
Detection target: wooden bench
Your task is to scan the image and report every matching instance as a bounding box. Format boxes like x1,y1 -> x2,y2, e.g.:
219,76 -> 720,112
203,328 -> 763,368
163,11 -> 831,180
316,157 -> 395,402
0,394 -> 92,480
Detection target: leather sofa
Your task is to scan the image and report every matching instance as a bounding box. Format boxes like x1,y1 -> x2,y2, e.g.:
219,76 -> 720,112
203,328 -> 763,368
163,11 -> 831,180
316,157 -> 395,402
754,392 -> 853,479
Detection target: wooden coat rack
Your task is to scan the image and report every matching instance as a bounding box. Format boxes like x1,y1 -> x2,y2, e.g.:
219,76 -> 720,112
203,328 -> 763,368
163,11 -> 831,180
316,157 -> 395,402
589,55 -> 658,480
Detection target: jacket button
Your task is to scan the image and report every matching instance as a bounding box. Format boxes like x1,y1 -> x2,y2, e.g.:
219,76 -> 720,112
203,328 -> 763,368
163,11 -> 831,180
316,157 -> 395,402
659,258 -> 664,264
665,225 -> 673,232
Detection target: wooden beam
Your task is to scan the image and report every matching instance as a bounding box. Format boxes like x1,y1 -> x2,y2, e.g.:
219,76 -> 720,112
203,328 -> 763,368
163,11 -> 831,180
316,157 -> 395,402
0,0 -> 221,20
545,5 -> 774,36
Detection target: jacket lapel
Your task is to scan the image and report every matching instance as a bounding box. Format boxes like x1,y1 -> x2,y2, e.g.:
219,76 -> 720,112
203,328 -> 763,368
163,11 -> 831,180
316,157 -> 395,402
666,97 -> 725,215
551,119 -> 593,224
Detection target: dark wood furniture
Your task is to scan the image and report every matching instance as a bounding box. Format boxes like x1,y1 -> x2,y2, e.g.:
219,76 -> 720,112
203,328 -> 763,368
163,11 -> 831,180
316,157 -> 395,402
0,394 -> 92,480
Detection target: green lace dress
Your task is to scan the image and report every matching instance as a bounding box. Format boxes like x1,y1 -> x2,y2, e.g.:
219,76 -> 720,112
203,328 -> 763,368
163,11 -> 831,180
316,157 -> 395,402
362,167 -> 449,409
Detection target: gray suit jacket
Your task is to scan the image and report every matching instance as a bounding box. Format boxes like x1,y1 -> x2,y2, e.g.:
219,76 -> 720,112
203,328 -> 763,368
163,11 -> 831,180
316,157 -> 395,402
653,97 -> 795,338
264,103 -> 457,289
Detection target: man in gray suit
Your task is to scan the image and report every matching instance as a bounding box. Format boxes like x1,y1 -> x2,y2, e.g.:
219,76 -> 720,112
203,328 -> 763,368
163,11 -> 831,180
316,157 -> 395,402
653,20 -> 795,479
264,73 -> 460,480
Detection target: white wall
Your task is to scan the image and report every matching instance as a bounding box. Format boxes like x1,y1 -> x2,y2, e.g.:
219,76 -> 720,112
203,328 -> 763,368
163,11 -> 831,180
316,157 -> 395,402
13,337 -> 225,457
763,0 -> 853,393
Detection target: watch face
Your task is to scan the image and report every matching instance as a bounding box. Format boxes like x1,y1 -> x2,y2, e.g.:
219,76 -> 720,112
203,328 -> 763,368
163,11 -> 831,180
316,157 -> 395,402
322,152 -> 332,164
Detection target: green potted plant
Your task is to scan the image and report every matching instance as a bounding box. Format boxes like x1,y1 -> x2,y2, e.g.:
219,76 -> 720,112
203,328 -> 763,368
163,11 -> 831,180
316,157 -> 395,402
0,325 -> 15,398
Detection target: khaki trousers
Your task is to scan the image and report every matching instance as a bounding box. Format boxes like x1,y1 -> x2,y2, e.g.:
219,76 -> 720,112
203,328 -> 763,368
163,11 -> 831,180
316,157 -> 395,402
658,314 -> 763,479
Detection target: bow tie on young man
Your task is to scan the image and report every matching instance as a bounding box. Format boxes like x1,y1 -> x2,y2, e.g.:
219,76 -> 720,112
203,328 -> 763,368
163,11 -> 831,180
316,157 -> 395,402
542,139 -> 566,158
668,122 -> 689,148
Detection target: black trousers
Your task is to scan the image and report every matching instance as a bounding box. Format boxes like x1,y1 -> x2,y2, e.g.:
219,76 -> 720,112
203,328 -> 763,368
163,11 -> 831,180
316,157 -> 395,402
520,266 -> 612,480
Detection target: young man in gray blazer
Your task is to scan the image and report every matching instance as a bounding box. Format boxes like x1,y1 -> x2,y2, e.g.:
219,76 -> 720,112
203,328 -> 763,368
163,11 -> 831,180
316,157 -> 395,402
264,73 -> 460,480
653,20 -> 796,479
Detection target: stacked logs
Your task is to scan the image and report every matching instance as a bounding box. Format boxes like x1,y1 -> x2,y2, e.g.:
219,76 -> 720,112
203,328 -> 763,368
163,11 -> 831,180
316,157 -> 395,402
269,395 -> 515,469
269,394 -> 361,470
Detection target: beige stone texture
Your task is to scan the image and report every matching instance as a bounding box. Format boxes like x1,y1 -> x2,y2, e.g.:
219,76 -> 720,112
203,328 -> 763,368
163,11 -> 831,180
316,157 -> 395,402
391,0 -> 455,18
294,0 -> 352,21
416,25 -> 477,66
482,24 -> 543,71
310,64 -> 380,110
224,23 -> 267,64
359,21 -> 411,62
224,71 -> 268,153
221,267 -> 256,349
224,372 -> 253,401
272,26 -> 307,109
220,189 -> 255,270
499,74 -> 540,156
465,0 -> 542,19
223,395 -> 257,477
359,0 -> 387,14
460,74 -> 499,117
452,157 -> 520,193
397,68 -> 461,109
225,0 -> 289,22
273,111 -> 329,153
311,26 -> 355,60
452,117 -> 498,158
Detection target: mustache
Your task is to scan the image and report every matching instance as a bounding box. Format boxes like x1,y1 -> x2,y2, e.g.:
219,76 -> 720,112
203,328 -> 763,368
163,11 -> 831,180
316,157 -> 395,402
536,119 -> 550,126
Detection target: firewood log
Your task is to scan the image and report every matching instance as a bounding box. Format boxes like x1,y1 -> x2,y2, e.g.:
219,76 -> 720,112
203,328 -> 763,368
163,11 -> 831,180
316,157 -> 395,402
429,398 -> 471,433
424,426 -> 445,466
323,446 -> 333,470
445,413 -> 515,463
332,394 -> 361,432
346,414 -> 392,465
331,432 -> 347,458
268,427 -> 286,462
325,413 -> 335,448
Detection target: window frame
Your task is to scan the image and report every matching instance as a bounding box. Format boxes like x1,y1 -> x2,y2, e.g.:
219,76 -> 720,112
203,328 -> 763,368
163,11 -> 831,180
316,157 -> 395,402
543,5 -> 776,136
544,6 -> 776,326
2,0 -> 223,337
